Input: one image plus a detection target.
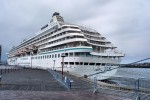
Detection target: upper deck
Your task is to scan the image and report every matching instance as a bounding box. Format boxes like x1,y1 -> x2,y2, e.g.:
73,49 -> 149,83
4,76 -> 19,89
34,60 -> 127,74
7,12 -> 123,58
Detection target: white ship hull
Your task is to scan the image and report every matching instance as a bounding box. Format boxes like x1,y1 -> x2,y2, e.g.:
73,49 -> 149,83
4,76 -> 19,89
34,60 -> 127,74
7,47 -> 121,80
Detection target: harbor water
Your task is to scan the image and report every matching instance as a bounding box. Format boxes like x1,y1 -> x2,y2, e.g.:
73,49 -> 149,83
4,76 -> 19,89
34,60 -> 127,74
107,67 -> 150,89
114,67 -> 150,79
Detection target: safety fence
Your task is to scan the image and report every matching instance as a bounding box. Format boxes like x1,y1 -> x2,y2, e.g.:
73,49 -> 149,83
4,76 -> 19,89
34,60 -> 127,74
90,76 -> 150,100
0,68 -> 22,75
0,66 -> 149,99
47,69 -> 73,90
46,69 -> 150,99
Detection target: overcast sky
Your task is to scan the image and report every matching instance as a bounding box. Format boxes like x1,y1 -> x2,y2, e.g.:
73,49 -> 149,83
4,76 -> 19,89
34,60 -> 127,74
0,0 -> 150,63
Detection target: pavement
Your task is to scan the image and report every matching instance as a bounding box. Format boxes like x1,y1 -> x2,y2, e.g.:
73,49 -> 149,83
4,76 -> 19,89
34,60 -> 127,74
0,68 -> 66,91
0,90 -> 129,100
0,67 -> 131,100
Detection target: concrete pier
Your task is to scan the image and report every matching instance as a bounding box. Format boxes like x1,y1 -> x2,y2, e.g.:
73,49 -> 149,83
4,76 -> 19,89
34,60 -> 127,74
0,66 -> 131,100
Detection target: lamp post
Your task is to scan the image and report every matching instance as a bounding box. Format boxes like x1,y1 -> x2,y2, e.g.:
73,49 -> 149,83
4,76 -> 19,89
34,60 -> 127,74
61,53 -> 66,76
53,60 -> 55,70
30,52 -> 33,68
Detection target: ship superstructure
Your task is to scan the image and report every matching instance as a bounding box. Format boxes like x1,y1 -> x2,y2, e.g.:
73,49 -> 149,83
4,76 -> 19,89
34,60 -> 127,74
7,12 -> 124,80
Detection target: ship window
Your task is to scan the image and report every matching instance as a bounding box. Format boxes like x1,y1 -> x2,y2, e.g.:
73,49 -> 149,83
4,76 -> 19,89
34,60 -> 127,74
45,55 -> 47,59
80,52 -> 85,57
52,55 -> 54,58
96,63 -> 101,65
102,63 -> 106,66
65,53 -> 68,57
80,62 -> 83,65
75,52 -> 79,57
55,54 -> 57,58
65,62 -> 68,65
50,55 -> 51,58
106,63 -> 109,66
69,62 -> 74,65
58,54 -> 60,58
47,55 -> 49,58
89,63 -> 95,65
74,52 -> 85,57
84,62 -> 88,65
75,62 -> 79,65
69,52 -> 73,57
86,52 -> 91,57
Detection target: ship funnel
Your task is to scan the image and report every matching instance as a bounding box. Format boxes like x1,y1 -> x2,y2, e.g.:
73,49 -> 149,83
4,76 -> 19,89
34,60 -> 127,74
52,12 -> 60,17
51,12 -> 64,23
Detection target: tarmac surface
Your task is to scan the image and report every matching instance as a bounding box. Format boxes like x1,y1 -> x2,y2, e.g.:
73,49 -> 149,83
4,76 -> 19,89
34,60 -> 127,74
0,90 -> 128,100
0,67 -> 131,100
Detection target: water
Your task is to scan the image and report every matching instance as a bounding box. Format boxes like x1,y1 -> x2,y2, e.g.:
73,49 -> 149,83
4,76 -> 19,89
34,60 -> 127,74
109,68 -> 150,89
114,68 -> 150,79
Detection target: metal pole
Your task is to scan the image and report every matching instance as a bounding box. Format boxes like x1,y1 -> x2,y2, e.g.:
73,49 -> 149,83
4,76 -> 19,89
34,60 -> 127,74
137,78 -> 140,100
53,60 -> 55,70
93,76 -> 98,94
135,78 -> 140,100
31,57 -> 32,68
62,57 -> 64,76
31,52 -> 33,68
61,53 -> 66,79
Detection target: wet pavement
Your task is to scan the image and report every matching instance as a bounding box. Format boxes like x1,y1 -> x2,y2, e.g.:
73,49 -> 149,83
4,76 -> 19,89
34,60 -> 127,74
0,67 -> 130,100
0,68 -> 66,91
0,90 -> 129,100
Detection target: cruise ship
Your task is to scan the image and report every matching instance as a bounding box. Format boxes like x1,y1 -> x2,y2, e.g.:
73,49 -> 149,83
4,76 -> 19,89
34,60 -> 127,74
7,12 -> 124,80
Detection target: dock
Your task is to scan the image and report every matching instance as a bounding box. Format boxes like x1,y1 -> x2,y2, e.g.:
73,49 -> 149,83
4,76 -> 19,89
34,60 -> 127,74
0,65 -> 150,100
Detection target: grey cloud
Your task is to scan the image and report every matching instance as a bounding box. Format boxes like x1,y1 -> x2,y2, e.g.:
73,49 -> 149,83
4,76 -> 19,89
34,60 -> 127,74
0,0 -> 149,63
